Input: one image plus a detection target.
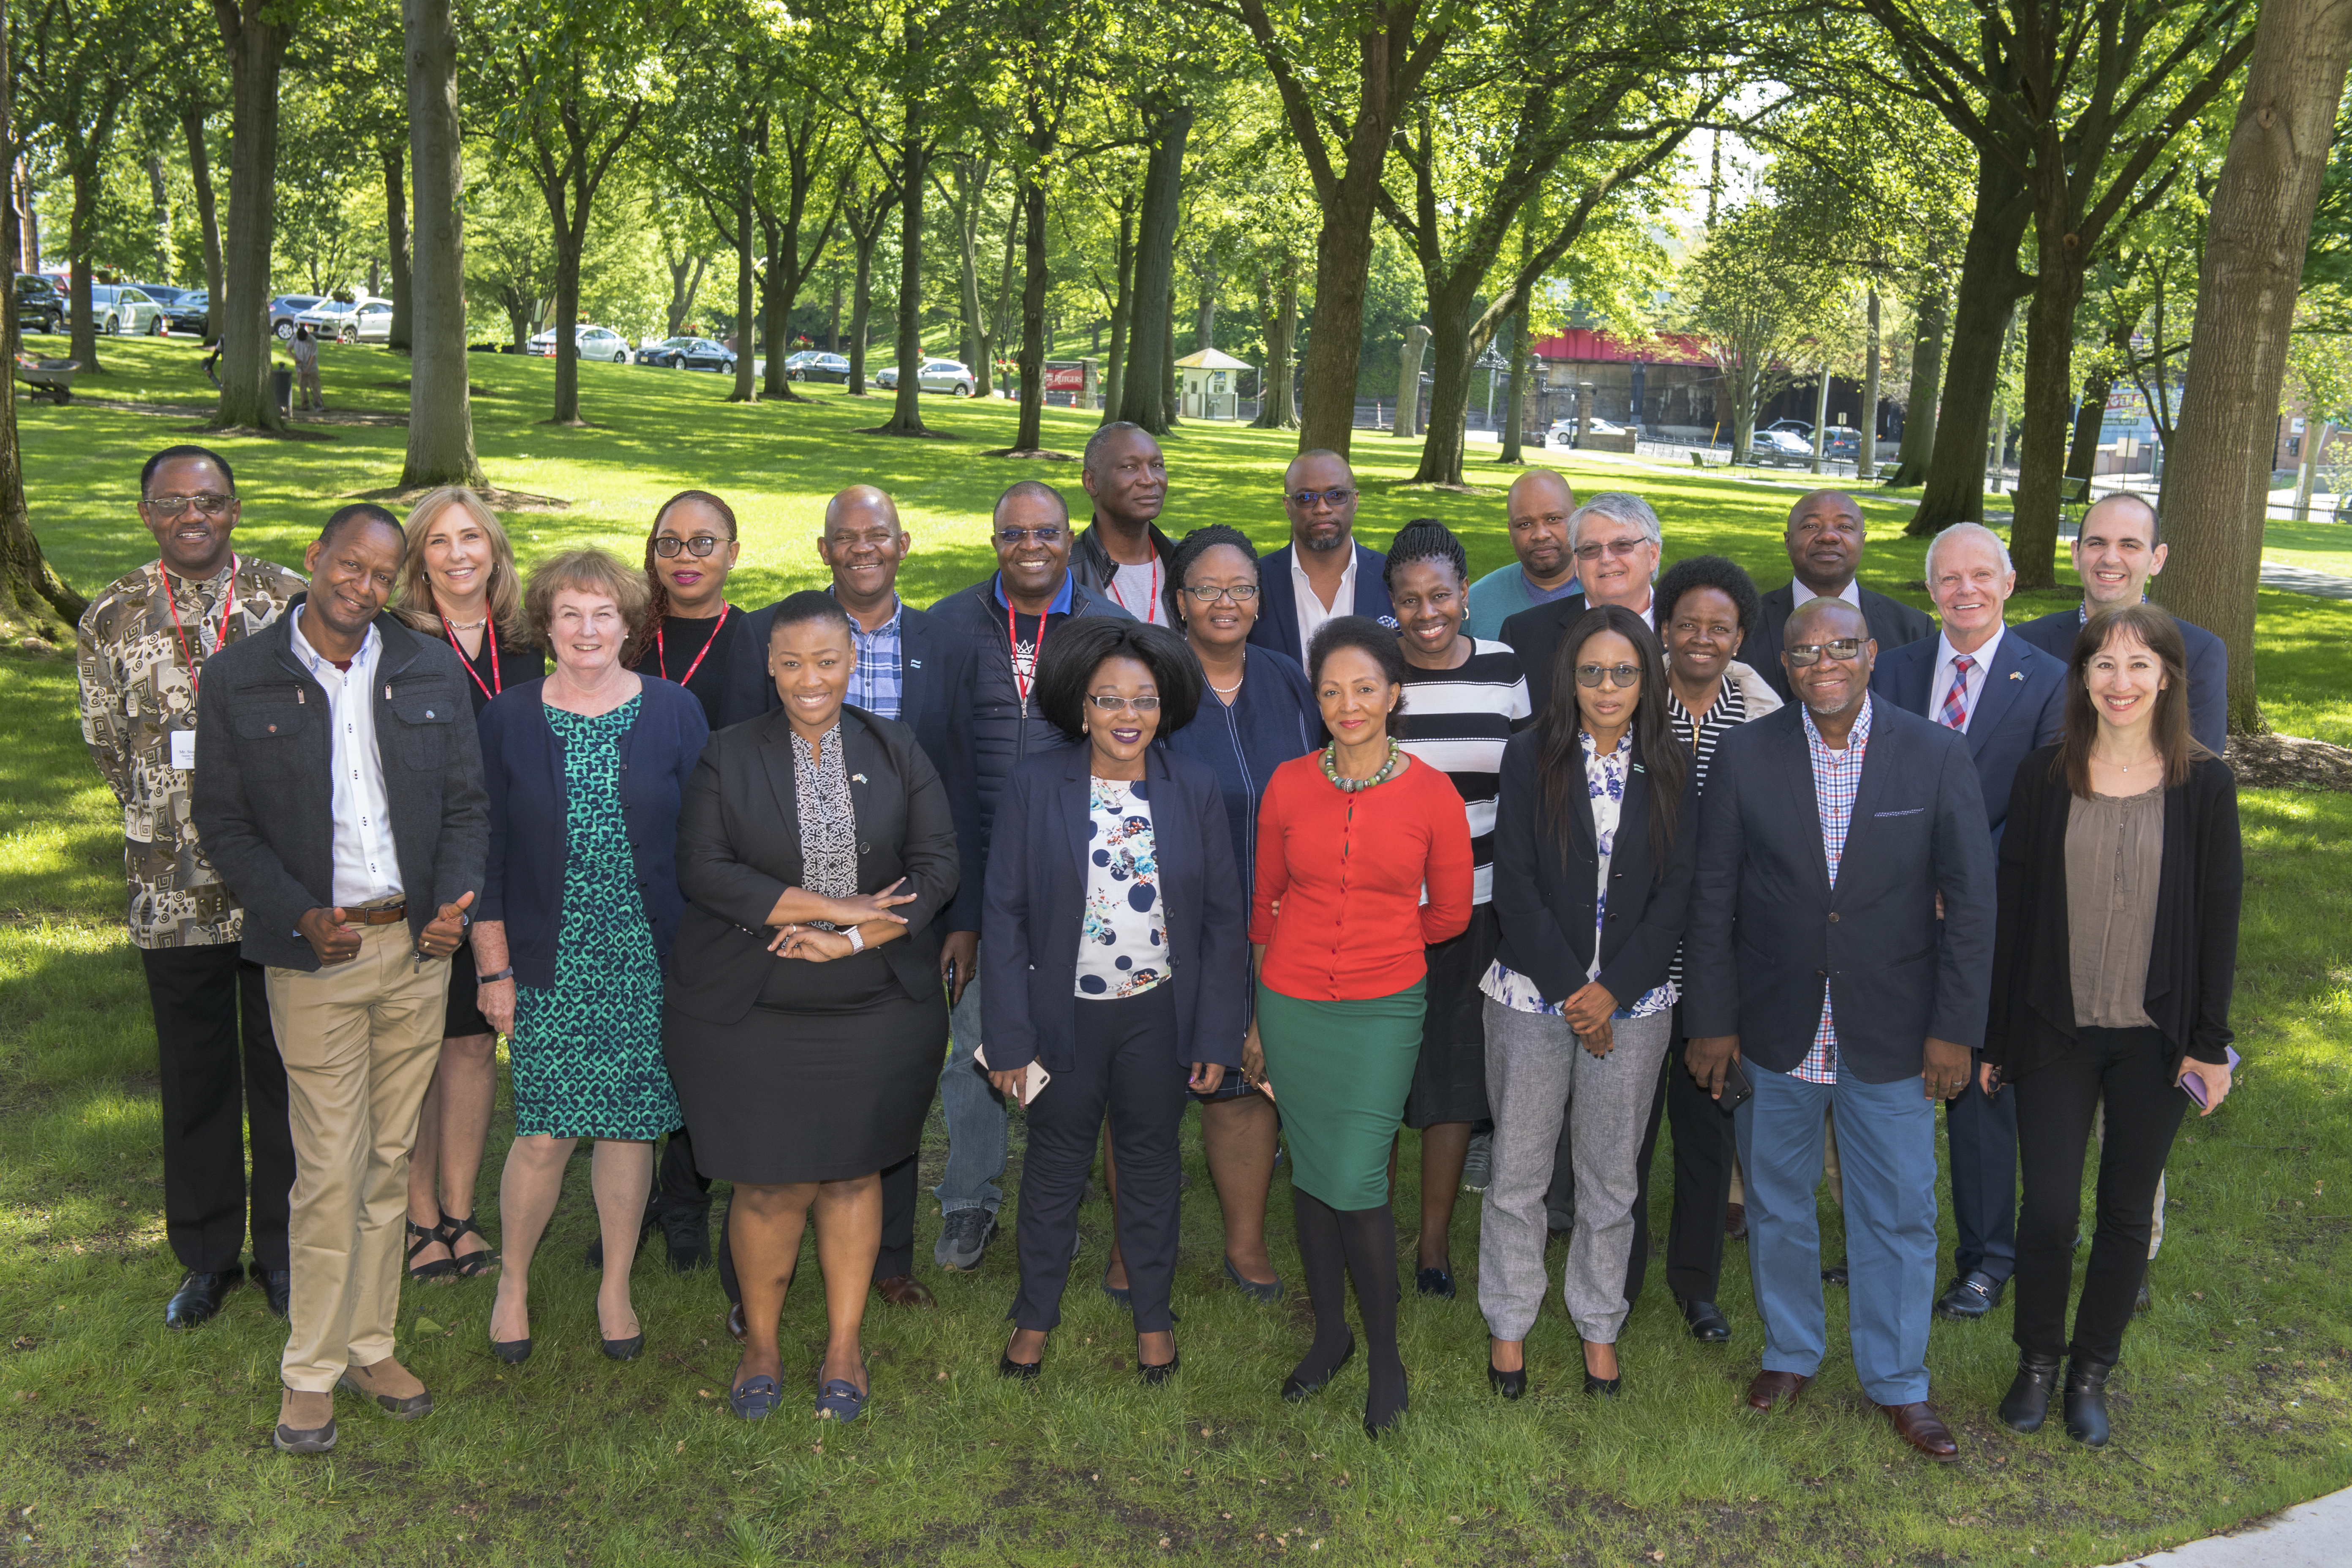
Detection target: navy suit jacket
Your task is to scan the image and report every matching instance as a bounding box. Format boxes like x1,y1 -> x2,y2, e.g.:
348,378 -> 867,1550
1683,698 -> 1996,1082
725,598 -> 985,934
2013,605 -> 2227,758
1246,542 -> 1394,667
980,743 -> 1248,1076
1869,629 -> 2066,843
1737,580 -> 1936,704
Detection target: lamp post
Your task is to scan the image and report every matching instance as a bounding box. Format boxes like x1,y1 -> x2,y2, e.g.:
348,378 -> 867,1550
1578,380 -> 1596,447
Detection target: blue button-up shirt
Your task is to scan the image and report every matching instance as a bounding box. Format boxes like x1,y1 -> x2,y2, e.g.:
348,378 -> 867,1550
838,592 -> 904,720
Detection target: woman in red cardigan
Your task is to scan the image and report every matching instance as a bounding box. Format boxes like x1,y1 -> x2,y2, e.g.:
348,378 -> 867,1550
1245,616 -> 1473,1437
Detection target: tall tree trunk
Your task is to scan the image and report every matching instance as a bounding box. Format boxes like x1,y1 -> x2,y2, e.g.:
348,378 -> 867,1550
1858,286 -> 1881,480
847,218 -> 878,394
1809,365 -> 1830,473
1116,104 -> 1189,433
1412,285 -> 1483,476
13,159 -> 37,272
1100,198 -> 1133,421
1251,253 -> 1297,430
667,253 -> 705,335
67,167 -> 100,372
989,196 -> 1018,383
2156,0 -> 2352,735
1889,278 -> 1946,484
1394,321 -> 1429,438
1908,154 -> 2032,534
1500,311 -> 1528,463
879,87 -> 929,436
2008,222 -> 2091,588
1159,305 -> 1177,428
2065,364 -> 2112,485
1013,171 -> 1048,450
730,155 -> 756,404
145,152 -> 171,279
382,143 -> 412,350
400,0 -> 483,488
1194,283 -> 1215,351
213,1 -> 289,430
760,216 -> 790,399
827,269 -> 840,351
950,161 -> 989,393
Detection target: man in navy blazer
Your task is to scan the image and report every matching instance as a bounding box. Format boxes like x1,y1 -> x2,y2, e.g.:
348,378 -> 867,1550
1247,449 -> 1394,665
719,485 -> 982,1312
2012,492 -> 2227,755
1870,521 -> 2066,1328
1685,596 -> 1995,1463
1737,490 -> 1936,704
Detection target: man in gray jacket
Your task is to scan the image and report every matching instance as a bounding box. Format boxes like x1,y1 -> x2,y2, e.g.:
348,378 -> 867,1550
192,504 -> 487,1456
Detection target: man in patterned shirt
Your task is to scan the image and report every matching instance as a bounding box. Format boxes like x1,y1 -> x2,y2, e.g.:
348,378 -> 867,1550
76,444 -> 308,1328
1682,596 -> 1995,1463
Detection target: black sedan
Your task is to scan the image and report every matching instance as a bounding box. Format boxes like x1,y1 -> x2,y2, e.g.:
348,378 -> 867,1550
164,291 -> 212,335
785,351 -> 851,384
641,336 -> 736,372
14,274 -> 65,334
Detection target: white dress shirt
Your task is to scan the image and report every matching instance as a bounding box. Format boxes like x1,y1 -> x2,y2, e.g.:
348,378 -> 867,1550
289,616 -> 403,907
1930,624 -> 2004,734
1291,543 -> 1358,658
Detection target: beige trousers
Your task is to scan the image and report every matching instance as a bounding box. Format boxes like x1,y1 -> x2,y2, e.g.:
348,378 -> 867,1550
266,922 -> 449,1391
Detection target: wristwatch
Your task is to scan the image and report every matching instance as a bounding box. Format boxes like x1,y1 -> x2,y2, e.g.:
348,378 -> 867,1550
476,966 -> 515,983
845,926 -> 865,953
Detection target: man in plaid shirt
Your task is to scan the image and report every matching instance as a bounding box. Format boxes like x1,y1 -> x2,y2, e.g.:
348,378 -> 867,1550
1682,598 -> 1995,1464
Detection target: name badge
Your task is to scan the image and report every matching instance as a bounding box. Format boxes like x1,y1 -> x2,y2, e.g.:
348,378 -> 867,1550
170,728 -> 197,771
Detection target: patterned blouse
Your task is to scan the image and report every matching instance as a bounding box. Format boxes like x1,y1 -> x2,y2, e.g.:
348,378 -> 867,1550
1479,731 -> 1675,1021
1075,777 -> 1168,999
790,723 -> 859,920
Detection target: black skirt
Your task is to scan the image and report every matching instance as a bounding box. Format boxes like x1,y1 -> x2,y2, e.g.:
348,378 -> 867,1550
444,939 -> 494,1040
1403,902 -> 1499,1129
663,947 -> 948,1184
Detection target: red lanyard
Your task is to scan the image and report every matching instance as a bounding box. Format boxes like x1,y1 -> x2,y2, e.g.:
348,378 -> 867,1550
1106,555 -> 1159,621
162,556 -> 236,694
1007,591 -> 1048,709
445,616 -> 501,702
656,602 -> 729,689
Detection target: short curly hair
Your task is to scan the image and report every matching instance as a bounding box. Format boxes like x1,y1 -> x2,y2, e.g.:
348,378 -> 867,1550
1033,618 -> 1203,742
1654,554 -> 1764,640
1306,615 -> 1410,736
524,547 -> 652,661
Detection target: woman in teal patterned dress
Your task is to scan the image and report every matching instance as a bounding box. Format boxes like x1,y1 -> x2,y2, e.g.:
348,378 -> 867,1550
471,550 -> 709,1364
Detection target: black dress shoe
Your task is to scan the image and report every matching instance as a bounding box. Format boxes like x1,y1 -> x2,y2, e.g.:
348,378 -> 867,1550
164,1269 -> 240,1329
1822,1263 -> 1849,1288
657,1208 -> 711,1273
1933,1270 -> 2006,1321
249,1261 -> 292,1319
1680,1298 -> 1731,1343
2062,1356 -> 2113,1447
602,1332 -> 645,1361
491,1336 -> 532,1365
1281,1336 -> 1354,1402
1583,1371 -> 1622,1398
998,1348 -> 1043,1380
1415,1265 -> 1456,1299
1139,1349 -> 1180,1387
1488,1361 -> 1527,1399
1998,1352 -> 2063,1432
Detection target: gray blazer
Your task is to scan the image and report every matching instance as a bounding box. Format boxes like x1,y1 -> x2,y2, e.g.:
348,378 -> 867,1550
191,602 -> 488,972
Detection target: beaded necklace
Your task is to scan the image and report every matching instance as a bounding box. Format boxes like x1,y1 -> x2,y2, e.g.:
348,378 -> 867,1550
1319,737 -> 1402,793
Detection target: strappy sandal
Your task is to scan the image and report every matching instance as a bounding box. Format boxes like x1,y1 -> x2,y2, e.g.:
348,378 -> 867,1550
406,1218 -> 455,1283
438,1214 -> 500,1280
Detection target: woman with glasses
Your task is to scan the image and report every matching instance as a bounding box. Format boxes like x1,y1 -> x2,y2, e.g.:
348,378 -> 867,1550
631,490 -> 753,730
986,620 -> 1246,1387
392,487 -> 545,1284
1382,520 -> 1532,1299
1478,604 -> 1695,1399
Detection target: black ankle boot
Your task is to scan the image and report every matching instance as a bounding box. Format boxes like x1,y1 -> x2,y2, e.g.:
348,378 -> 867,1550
1998,1353 -> 2063,1432
2062,1356 -> 2114,1447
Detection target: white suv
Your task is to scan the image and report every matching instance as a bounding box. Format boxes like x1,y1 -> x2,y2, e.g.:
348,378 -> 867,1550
527,325 -> 634,363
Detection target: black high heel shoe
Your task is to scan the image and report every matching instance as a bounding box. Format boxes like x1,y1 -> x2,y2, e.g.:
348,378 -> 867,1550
998,1335 -> 1045,1380
1281,1334 -> 1355,1402
1582,1344 -> 1621,1398
491,1334 -> 532,1365
1487,1360 -> 1527,1400
1139,1342 -> 1180,1387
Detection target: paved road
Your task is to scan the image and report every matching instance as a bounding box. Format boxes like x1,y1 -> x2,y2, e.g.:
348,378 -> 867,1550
2258,561 -> 2352,600
2094,1484 -> 2351,1567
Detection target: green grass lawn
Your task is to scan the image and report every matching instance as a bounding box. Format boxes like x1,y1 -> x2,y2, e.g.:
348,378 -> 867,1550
2255,517 -> 2352,580
3,342 -> 2349,1567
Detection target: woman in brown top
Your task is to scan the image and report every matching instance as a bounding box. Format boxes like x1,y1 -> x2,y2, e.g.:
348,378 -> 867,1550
1983,604 -> 2241,1449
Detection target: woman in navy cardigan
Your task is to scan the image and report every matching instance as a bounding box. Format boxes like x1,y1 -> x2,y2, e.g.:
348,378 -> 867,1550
984,620 -> 1247,1386
469,550 -> 708,1366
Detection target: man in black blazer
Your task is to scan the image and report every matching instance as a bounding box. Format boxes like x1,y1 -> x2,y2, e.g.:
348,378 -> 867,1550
2012,492 -> 2227,756
719,485 -> 982,1313
1870,521 -> 2066,1326
1737,490 -> 1935,704
1685,596 -> 1995,1463
1247,449 -> 1395,665
1498,490 -> 1663,715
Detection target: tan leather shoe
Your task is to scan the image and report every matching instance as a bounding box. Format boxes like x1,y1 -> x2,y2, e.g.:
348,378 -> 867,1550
339,1357 -> 433,1419
275,1387 -> 336,1454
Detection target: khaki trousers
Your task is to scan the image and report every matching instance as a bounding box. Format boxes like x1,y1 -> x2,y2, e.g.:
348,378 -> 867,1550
266,922 -> 449,1391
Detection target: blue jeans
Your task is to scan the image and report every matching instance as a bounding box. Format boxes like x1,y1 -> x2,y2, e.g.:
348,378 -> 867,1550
1735,1058 -> 1938,1406
933,970 -> 1007,1216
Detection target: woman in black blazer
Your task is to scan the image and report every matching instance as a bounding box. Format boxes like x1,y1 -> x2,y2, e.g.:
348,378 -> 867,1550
1987,604 -> 2240,1448
983,620 -> 1247,1386
664,593 -> 959,1424
1476,604 -> 1696,1399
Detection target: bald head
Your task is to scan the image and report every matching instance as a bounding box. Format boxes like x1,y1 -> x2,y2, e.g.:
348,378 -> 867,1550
1785,594 -> 1868,646
1785,489 -> 1865,597
817,484 -> 910,616
1504,469 -> 1578,588
824,484 -> 901,535
1783,595 -> 1875,720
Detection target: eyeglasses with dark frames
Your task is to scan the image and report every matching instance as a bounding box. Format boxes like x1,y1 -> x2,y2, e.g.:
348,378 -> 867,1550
1286,487 -> 1356,509
1181,583 -> 1260,603
653,536 -> 726,558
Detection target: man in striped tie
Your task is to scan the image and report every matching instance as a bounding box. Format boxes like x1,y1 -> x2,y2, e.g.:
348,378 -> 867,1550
1869,522 -> 2067,1326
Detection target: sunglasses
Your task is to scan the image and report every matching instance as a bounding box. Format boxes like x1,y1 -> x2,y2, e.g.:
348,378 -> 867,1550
653,536 -> 727,558
1785,638 -> 1866,666
143,493 -> 234,517
1086,694 -> 1161,713
997,527 -> 1066,545
1286,487 -> 1355,509
1573,536 -> 1649,562
1575,663 -> 1642,689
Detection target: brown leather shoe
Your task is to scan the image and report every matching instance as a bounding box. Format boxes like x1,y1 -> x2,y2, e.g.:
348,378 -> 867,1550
875,1274 -> 936,1308
1880,1400 -> 1960,1462
1745,1369 -> 1812,1410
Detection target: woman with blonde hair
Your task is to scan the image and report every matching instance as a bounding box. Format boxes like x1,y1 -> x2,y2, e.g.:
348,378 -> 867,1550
395,487 -> 544,1282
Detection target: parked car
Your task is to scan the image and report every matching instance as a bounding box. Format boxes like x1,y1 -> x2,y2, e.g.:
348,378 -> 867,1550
14,274 -> 65,334
295,296 -> 393,343
525,324 -> 634,363
1745,429 -> 1813,465
88,284 -> 169,336
268,295 -> 324,340
1762,417 -> 1813,440
873,357 -> 976,395
347,299 -> 395,343
1821,426 -> 1863,460
787,351 -> 850,384
164,290 -> 212,335
640,336 -> 737,372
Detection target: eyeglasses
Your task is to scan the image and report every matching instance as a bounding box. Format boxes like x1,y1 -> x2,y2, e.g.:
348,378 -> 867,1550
142,493 -> 234,517
1575,663 -> 1642,689
653,536 -> 726,558
1573,536 -> 1650,562
1181,583 -> 1260,603
1785,638 -> 1866,666
1286,487 -> 1355,509
1086,694 -> 1161,713
997,526 -> 1065,545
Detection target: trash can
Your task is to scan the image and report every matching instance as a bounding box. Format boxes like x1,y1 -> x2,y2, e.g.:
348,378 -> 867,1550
272,366 -> 293,417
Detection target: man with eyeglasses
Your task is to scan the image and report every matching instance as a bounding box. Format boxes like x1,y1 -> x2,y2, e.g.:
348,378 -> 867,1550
1685,595 -> 1994,1463
711,485 -> 981,1318
1500,491 -> 1663,716
77,444 -> 308,1331
1246,449 -> 1396,665
1738,490 -> 1935,704
1870,522 -> 2066,1328
1464,469 -> 1580,640
1070,422 -> 1176,625
923,480 -> 1136,1272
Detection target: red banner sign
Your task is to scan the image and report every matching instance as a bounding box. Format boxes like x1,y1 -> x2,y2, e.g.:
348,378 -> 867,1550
1044,361 -> 1086,392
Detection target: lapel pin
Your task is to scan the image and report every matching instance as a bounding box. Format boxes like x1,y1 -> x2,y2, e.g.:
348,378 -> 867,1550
2009,671 -> 2023,680
852,773 -> 868,784
908,659 -> 922,669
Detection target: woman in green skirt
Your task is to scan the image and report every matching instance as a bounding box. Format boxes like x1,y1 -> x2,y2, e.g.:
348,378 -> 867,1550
1243,617 -> 1473,1436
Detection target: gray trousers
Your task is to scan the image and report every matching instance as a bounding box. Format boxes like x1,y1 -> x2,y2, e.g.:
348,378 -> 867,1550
1478,999 -> 1674,1344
